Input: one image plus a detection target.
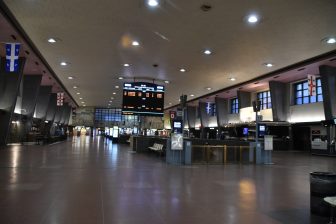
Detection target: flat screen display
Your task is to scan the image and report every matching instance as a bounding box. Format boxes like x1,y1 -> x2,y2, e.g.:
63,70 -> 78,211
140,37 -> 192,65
173,121 -> 182,128
258,125 -> 266,137
122,82 -> 164,117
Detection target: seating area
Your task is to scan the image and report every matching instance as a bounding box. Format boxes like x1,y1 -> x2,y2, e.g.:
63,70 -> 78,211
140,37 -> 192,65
148,143 -> 164,156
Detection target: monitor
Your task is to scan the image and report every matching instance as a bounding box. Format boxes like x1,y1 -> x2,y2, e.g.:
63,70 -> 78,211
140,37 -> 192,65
258,124 -> 266,137
122,82 -> 164,117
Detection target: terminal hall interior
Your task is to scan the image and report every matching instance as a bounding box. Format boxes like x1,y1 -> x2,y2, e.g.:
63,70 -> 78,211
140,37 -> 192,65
0,1 -> 336,224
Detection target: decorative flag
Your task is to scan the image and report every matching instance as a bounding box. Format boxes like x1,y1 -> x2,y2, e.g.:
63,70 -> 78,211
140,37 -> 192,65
5,43 -> 20,72
57,92 -> 64,106
308,74 -> 316,96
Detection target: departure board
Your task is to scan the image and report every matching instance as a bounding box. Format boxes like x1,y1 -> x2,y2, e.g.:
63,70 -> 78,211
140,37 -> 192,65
122,82 -> 164,117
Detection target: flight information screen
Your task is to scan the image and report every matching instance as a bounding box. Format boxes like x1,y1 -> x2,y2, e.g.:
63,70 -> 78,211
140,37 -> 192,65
122,82 -> 164,117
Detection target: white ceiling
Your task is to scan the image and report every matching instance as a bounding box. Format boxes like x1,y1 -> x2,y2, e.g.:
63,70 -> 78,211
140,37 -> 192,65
3,0 -> 336,108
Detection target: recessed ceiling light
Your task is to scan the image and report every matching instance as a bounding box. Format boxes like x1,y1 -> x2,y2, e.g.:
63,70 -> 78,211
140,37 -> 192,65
60,61 -> 68,66
169,102 -> 172,105
108,104 -> 111,106
111,97 -> 114,100
204,49 -> 212,55
264,63 -> 273,67
115,85 -> 119,89
48,38 -> 57,43
132,41 -> 140,46
113,92 -> 116,95
73,86 -> 78,89
180,68 -> 186,72
76,92 -> 80,95
109,100 -> 113,103
229,77 -> 236,81
206,87 -> 212,91
190,94 -> 195,97
68,76 -> 74,80
83,105 -> 86,107
79,97 -> 83,100
326,37 -> 336,44
164,80 -> 170,84
147,0 -> 159,7
247,14 -> 259,23
123,63 -> 130,67
81,101 -> 85,104
118,77 -> 124,80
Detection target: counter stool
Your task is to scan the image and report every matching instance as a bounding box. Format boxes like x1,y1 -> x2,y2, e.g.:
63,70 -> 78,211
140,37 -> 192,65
324,196 -> 336,224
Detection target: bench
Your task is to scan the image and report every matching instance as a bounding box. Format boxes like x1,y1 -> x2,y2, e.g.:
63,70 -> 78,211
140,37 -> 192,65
148,143 -> 164,156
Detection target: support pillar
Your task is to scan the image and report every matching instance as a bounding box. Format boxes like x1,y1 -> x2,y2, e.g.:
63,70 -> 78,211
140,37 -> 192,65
0,57 -> 26,146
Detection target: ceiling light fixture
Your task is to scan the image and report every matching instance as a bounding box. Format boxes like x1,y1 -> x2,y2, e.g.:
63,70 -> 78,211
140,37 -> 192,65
118,77 -> 124,80
147,0 -> 159,7
326,37 -> 336,44
48,38 -> 57,43
180,68 -> 186,72
132,41 -> 140,46
111,97 -> 114,100
108,104 -> 111,106
76,92 -> 80,95
81,102 -> 85,104
164,80 -> 170,84
264,63 -> 273,67
113,92 -> 116,95
229,77 -> 236,81
79,97 -> 83,100
190,94 -> 195,97
206,87 -> 212,91
115,85 -> 119,89
60,61 -> 69,66
204,49 -> 212,55
83,105 -> 86,107
68,76 -> 74,80
73,86 -> 78,89
109,100 -> 113,103
247,14 -> 259,23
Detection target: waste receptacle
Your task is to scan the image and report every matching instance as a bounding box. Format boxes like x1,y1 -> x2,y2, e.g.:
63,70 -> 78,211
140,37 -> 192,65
310,172 -> 336,217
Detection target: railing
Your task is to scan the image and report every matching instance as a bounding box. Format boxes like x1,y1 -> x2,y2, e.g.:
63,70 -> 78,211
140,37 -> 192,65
191,144 -> 253,164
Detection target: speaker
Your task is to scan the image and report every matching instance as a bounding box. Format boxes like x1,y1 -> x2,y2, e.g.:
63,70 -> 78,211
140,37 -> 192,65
253,100 -> 261,112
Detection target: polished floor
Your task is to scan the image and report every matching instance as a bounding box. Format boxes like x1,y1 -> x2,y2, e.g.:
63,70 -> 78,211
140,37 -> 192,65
0,136 -> 335,224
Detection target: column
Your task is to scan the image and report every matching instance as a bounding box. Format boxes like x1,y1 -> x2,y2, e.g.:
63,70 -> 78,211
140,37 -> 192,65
215,97 -> 229,127
0,57 -> 26,146
237,91 -> 251,109
269,81 -> 289,121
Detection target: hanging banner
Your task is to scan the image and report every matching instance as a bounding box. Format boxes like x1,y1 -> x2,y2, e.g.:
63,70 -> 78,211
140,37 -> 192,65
57,92 -> 64,106
5,43 -> 21,72
308,74 -> 316,96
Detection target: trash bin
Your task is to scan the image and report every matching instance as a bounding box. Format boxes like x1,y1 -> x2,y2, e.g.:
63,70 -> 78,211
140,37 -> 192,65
310,172 -> 336,216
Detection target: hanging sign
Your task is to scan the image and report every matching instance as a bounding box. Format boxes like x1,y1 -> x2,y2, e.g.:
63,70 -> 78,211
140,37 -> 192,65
5,43 -> 21,72
308,74 -> 316,96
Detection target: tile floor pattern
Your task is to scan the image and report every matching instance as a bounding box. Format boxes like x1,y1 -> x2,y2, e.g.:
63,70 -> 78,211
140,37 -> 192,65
0,136 -> 335,224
